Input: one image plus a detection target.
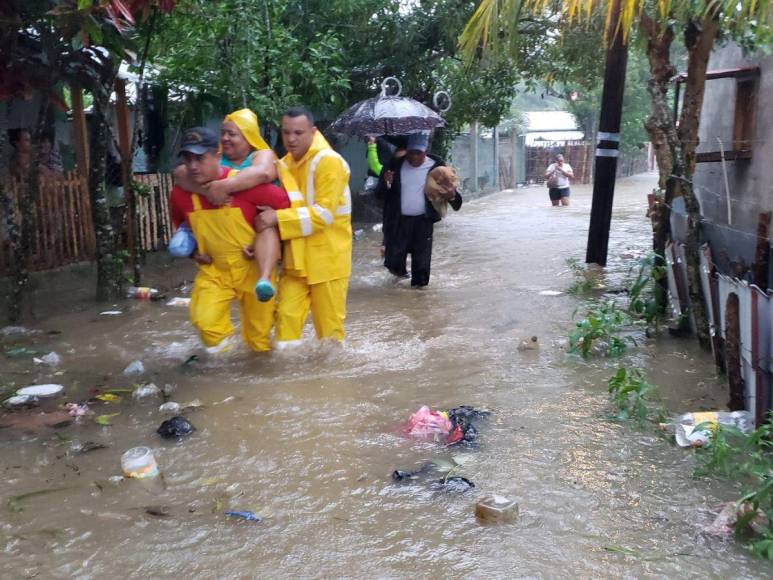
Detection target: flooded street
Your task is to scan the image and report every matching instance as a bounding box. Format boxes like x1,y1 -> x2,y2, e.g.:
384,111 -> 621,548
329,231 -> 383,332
1,173 -> 769,578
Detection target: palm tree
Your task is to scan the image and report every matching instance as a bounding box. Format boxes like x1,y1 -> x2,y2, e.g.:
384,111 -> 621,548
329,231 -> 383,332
460,0 -> 772,346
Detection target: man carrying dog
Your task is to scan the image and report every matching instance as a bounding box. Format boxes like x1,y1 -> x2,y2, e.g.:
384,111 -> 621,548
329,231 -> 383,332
378,132 -> 462,288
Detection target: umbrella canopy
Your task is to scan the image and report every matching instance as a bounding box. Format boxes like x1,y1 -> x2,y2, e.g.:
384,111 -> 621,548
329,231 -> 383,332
328,95 -> 445,137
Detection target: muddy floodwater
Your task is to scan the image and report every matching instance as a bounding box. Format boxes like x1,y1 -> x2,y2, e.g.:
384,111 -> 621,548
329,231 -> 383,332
1,174 -> 770,578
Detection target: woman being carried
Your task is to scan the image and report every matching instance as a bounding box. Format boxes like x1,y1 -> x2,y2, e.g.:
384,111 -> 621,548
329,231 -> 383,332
174,108 -> 280,301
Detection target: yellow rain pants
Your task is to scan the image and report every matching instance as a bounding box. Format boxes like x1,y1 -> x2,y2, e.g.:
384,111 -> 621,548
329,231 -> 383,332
187,194 -> 276,352
274,131 -> 352,343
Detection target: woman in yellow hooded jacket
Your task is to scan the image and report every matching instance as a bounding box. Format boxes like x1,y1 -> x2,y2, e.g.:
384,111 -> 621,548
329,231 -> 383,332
173,108 -> 280,301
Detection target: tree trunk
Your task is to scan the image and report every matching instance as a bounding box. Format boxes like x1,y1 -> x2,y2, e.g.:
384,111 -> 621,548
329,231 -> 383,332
673,15 -> 720,348
12,99 -> 50,321
89,81 -> 124,302
640,14 -> 677,311
0,106 -> 22,322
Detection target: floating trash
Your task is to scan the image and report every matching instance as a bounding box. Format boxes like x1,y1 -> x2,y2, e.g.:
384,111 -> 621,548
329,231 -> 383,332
33,352 -> 61,366
431,476 -> 475,492
224,511 -> 261,522
65,402 -> 90,417
132,383 -> 161,400
539,290 -> 563,296
123,360 -> 145,376
99,311 -> 123,316
517,336 -> 539,351
166,297 -> 191,307
16,384 -> 64,398
475,494 -> 519,524
159,402 -> 182,415
121,446 -> 159,479
372,223 -> 383,233
157,416 -> 195,440
3,394 -> 37,408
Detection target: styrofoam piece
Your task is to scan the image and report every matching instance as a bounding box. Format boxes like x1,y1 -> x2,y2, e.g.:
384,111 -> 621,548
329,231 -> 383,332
16,384 -> 64,397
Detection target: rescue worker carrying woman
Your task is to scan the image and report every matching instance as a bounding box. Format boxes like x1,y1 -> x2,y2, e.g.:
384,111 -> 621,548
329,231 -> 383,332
174,108 -> 281,301
255,107 -> 353,344
170,127 -> 290,352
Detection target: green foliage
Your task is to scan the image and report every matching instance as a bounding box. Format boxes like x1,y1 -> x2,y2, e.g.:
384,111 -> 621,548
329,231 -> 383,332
148,0 -> 351,128
566,257 -> 604,296
694,419 -> 773,559
626,253 -> 666,331
607,367 -> 655,423
569,300 -> 633,358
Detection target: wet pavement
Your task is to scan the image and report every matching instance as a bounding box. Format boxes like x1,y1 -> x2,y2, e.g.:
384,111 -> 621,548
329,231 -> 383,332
1,173 -> 769,578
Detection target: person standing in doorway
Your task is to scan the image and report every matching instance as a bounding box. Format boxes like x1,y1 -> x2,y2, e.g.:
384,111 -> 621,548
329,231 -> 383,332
545,153 -> 574,207
379,132 -> 462,288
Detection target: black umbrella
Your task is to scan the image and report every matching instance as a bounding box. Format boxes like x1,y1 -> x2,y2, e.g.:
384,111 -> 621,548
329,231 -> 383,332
328,78 -> 446,137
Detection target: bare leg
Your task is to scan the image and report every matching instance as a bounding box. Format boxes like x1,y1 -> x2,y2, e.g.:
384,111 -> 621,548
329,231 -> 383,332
254,225 -> 280,302
551,200 -> 560,207
560,196 -> 570,207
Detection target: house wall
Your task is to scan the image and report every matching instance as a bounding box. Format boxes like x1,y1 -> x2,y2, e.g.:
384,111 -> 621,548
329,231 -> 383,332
694,43 -> 773,233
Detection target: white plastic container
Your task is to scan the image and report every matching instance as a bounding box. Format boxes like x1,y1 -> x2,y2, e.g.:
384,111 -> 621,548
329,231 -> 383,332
475,494 -> 519,524
121,447 -> 159,479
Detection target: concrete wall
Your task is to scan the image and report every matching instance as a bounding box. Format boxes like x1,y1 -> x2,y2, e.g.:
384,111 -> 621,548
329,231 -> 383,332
694,43 -> 773,232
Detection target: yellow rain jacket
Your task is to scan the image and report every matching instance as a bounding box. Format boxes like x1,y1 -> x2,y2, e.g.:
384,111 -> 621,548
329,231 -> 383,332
275,131 -> 352,284
274,131 -> 352,342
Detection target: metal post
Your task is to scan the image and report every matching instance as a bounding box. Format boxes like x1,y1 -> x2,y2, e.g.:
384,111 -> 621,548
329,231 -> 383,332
470,121 -> 479,192
585,0 -> 628,266
492,125 -> 499,190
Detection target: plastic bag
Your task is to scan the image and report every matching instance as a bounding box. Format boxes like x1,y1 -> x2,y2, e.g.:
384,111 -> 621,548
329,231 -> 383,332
169,224 -> 196,258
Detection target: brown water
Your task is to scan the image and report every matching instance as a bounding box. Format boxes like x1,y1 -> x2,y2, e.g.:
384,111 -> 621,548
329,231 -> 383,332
1,173 -> 769,578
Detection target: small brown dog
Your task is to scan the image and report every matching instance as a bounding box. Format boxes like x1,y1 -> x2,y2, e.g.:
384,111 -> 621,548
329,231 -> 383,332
425,166 -> 459,218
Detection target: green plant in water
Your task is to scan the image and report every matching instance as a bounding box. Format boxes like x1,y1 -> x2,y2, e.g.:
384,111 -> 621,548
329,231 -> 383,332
694,419 -> 773,559
566,257 -> 604,296
569,300 -> 633,358
626,253 -> 666,332
607,367 -> 654,423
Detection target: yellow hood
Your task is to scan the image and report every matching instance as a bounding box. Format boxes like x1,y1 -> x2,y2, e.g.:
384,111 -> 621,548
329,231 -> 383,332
223,108 -> 270,151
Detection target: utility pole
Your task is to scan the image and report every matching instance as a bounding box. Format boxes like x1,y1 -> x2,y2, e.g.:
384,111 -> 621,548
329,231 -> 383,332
585,0 -> 628,266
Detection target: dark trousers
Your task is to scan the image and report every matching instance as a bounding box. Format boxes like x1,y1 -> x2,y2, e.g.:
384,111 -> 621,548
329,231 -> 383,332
384,214 -> 433,287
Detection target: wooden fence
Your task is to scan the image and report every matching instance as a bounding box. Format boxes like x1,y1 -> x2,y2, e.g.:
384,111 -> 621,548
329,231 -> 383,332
0,171 -> 173,275
134,172 -> 173,252
0,171 -> 95,273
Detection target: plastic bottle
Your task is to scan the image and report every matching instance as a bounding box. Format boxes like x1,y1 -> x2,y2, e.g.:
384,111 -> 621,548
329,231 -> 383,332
126,286 -> 165,301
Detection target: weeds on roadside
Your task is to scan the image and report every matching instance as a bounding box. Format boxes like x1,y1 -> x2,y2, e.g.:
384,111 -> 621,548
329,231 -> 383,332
626,254 -> 666,333
569,300 -> 634,358
566,258 -> 603,296
607,367 -> 658,424
694,419 -> 773,559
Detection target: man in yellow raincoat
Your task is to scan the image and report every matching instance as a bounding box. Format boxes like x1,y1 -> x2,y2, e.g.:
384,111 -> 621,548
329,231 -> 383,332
256,107 -> 352,344
170,127 -> 290,352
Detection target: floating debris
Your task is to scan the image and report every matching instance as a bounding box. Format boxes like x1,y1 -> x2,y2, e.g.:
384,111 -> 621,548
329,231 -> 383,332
224,511 -> 261,522
517,336 -> 540,351
157,416 -> 195,440
99,311 -> 123,316
33,352 -> 61,366
132,383 -> 161,400
539,290 -> 563,296
123,360 -> 146,376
